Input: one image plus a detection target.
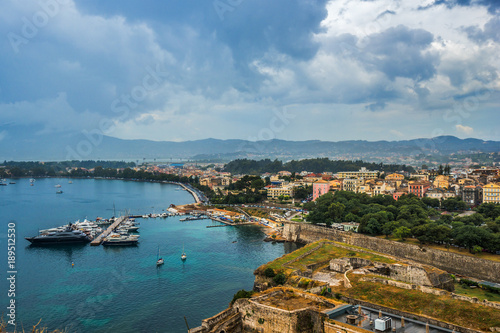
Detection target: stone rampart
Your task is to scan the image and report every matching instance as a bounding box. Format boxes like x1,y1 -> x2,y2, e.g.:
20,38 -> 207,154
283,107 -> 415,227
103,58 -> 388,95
283,222 -> 500,283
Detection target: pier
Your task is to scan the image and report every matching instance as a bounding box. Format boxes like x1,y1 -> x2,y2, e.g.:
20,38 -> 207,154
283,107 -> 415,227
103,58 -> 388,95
91,216 -> 127,246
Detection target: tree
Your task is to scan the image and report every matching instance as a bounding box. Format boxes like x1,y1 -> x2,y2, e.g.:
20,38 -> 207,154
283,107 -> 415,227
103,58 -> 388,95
328,202 -> 345,222
393,226 -> 411,241
273,273 -> 287,285
250,178 -> 264,189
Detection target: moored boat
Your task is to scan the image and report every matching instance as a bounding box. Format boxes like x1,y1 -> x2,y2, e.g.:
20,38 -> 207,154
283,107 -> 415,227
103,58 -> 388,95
26,226 -> 91,245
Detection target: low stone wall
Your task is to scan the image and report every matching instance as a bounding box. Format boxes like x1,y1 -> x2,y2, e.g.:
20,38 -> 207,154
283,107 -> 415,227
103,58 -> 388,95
361,277 -> 447,296
451,293 -> 500,310
283,222 -> 500,283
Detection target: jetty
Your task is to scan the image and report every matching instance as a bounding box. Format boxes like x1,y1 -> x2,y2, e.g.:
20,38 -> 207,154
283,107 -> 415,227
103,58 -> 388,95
90,216 -> 127,246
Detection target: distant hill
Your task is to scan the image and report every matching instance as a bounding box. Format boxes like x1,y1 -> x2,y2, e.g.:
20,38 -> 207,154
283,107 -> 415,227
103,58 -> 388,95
1,128 -> 498,162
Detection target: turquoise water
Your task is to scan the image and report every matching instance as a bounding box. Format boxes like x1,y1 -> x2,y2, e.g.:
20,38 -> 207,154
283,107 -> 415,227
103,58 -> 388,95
0,178 -> 300,332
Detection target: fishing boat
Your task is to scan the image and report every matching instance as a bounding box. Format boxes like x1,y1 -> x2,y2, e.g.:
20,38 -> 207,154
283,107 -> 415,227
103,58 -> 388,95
181,244 -> 187,261
156,246 -> 164,266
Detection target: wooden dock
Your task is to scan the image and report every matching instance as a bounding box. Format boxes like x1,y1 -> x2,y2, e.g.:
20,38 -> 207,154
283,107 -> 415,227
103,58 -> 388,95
90,216 -> 127,246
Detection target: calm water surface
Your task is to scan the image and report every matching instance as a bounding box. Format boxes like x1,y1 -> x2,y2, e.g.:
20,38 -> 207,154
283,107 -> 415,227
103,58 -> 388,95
0,178 -> 300,332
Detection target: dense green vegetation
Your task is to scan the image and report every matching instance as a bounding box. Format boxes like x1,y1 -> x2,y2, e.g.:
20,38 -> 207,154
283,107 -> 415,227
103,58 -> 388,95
224,158 -> 414,175
0,160 -> 135,178
303,191 -> 500,253
207,175 -> 267,204
231,289 -> 253,305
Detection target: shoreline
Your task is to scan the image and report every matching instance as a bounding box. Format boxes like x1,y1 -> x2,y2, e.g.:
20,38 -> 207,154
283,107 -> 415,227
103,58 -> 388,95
14,175 -> 205,205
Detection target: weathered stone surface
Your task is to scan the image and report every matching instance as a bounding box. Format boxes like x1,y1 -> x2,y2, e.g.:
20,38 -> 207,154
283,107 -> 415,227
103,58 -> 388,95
283,222 -> 500,283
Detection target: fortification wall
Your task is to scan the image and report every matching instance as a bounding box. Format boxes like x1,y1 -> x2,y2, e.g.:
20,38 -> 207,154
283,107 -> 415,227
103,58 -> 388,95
235,298 -> 325,333
283,222 -> 500,283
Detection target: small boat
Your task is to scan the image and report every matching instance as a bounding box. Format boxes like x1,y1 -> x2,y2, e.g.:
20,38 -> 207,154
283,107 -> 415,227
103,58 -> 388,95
68,181 -> 73,184
156,246 -> 164,266
181,244 -> 187,261
9,182 -> 16,184
56,190 -> 63,194
30,178 -> 35,183
55,184 -> 62,188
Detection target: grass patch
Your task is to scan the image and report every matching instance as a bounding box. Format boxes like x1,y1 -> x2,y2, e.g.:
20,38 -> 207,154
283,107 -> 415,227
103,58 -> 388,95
454,283 -> 500,302
259,240 -> 398,275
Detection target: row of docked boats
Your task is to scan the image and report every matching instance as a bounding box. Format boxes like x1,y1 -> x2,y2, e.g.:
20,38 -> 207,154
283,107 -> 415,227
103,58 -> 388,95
102,219 -> 141,246
25,217 -> 141,246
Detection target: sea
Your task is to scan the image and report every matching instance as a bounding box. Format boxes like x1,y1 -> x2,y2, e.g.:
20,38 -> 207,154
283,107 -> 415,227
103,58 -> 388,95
0,178 -> 301,333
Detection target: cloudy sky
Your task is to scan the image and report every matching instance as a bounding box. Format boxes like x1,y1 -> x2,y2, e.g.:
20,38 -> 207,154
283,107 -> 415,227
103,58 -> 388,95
1,0 -> 499,143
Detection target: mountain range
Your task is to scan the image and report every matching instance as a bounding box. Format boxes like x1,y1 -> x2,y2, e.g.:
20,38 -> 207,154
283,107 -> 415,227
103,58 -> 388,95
1,130 -> 499,162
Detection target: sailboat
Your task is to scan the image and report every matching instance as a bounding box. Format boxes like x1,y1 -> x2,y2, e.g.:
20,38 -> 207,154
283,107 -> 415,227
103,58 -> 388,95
156,246 -> 164,266
181,244 -> 187,261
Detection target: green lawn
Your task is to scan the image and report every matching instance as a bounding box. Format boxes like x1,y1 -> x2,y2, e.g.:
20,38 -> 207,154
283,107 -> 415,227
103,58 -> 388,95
454,282 -> 500,302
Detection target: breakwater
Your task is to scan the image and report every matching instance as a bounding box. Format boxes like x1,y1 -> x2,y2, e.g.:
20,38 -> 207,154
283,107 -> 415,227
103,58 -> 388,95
282,222 -> 500,283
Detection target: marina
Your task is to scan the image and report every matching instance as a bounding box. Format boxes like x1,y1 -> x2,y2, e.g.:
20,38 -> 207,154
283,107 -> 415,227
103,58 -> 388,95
1,177 -> 298,333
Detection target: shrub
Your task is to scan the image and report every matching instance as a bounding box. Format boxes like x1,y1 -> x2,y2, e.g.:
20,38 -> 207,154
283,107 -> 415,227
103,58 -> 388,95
334,292 -> 343,300
264,267 -> 276,278
460,278 -> 479,287
258,318 -> 265,324
298,278 -> 310,289
273,273 -> 287,285
231,289 -> 253,304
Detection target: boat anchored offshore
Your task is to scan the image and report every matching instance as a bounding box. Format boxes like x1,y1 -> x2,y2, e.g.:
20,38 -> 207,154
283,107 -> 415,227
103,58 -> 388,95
25,225 -> 91,245
181,244 -> 187,261
156,246 -> 164,266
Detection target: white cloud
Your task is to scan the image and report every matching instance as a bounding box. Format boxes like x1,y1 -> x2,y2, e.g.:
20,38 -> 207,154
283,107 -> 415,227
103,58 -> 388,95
455,124 -> 474,136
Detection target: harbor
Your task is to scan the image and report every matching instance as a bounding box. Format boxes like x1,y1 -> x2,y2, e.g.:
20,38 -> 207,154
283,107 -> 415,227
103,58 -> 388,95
4,177 -> 298,333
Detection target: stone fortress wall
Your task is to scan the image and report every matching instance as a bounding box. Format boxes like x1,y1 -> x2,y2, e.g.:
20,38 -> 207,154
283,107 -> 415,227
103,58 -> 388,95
283,222 -> 500,283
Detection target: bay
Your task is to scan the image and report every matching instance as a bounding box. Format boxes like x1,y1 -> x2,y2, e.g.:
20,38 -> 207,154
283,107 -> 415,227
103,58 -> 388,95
0,178 -> 300,332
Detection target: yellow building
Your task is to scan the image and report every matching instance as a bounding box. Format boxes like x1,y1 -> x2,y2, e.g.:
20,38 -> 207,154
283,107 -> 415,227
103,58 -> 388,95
433,175 -> 450,189
337,167 -> 378,179
482,183 -> 500,204
267,185 -> 295,199
386,173 -> 404,181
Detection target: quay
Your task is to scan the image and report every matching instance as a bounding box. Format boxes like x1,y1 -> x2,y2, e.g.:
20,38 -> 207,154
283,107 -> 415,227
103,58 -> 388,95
206,218 -> 256,228
91,216 -> 127,246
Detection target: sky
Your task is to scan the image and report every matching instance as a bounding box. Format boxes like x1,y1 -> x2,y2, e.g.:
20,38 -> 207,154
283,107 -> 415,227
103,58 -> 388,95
1,0 -> 500,143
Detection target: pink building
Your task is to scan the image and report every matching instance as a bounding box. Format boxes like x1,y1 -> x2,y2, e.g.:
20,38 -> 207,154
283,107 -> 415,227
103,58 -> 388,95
313,180 -> 330,201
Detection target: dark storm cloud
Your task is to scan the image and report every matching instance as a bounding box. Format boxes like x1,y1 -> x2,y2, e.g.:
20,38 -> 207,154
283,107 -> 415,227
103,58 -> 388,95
362,25 -> 438,81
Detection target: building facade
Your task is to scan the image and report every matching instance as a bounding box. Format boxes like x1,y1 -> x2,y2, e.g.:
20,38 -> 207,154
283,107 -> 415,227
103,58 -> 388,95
482,183 -> 500,204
